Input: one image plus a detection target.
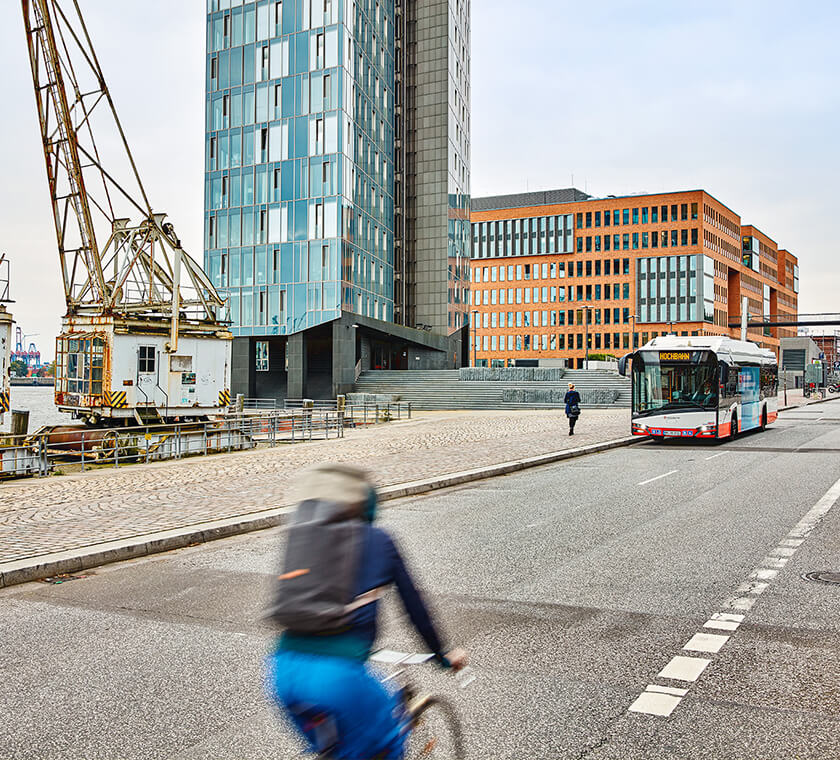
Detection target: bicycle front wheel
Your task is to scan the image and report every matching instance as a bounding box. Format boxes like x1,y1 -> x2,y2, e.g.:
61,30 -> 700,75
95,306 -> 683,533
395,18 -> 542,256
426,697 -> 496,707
407,696 -> 466,759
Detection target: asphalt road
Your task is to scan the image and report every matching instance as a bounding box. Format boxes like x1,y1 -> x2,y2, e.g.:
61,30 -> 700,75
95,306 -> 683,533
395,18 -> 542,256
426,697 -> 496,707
4,400 -> 840,759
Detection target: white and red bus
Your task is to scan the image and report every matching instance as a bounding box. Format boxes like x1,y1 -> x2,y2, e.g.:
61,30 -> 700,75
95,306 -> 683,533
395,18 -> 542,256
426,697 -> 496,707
619,336 -> 779,441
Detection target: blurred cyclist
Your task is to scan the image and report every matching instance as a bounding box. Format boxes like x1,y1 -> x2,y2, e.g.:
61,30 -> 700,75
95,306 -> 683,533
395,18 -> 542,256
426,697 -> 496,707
265,463 -> 468,759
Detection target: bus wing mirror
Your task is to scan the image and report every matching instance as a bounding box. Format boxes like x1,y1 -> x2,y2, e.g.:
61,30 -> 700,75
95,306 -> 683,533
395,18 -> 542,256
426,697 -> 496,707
618,353 -> 630,377
719,361 -> 729,385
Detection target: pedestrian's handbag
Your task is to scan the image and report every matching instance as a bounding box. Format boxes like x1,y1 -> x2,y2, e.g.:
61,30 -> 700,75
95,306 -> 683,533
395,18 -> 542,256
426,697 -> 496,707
569,403 -> 581,417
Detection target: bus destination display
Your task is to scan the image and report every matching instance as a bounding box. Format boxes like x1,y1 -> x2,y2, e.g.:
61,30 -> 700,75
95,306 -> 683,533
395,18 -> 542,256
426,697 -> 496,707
658,351 -> 691,361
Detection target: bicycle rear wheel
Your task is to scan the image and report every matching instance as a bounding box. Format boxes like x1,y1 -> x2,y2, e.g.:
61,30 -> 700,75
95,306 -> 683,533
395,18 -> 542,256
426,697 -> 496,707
407,696 -> 465,759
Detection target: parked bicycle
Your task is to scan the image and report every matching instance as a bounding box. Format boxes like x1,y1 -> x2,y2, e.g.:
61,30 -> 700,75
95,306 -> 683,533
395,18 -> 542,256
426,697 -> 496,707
294,650 -> 472,759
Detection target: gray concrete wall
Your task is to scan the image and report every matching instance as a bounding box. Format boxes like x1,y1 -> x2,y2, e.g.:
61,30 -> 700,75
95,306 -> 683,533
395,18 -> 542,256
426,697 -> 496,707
230,337 -> 254,398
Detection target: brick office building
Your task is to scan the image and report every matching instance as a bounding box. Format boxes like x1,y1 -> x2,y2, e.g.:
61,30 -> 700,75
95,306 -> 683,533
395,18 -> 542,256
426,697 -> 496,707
469,189 -> 799,368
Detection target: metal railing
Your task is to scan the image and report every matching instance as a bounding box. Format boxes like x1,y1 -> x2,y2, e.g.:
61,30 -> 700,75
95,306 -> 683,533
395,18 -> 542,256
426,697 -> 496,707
283,398 -> 412,425
239,398 -> 280,410
0,409 -> 344,480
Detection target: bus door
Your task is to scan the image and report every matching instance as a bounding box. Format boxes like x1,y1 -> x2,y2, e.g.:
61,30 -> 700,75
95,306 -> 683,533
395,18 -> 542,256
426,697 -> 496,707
738,364 -> 761,430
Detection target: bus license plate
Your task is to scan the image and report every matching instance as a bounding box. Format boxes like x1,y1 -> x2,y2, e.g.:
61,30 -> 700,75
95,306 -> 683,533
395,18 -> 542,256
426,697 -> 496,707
664,431 -> 682,437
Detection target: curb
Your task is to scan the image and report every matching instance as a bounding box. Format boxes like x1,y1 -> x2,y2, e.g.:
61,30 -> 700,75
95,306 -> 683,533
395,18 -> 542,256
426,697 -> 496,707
779,394 -> 838,412
0,435 -> 640,589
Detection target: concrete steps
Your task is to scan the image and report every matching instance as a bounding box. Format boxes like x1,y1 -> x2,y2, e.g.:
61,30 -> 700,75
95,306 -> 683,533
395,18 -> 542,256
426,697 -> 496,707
352,369 -> 631,411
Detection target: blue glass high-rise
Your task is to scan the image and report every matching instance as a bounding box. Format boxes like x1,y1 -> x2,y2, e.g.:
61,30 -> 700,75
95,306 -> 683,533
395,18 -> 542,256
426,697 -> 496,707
205,0 -> 470,399
205,0 -> 394,337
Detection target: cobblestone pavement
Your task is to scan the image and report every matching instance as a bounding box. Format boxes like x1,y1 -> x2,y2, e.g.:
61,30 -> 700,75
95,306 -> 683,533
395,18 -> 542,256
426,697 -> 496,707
0,409 -> 629,564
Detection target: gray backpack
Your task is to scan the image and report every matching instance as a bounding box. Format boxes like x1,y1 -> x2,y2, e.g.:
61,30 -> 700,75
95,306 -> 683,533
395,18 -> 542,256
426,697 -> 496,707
266,499 -> 373,633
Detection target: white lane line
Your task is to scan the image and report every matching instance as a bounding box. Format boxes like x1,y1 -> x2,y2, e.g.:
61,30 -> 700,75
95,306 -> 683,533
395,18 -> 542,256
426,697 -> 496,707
683,633 -> 730,654
750,568 -> 779,581
645,684 -> 689,697
704,451 -> 729,461
629,472 -> 840,720
735,580 -> 770,596
761,556 -> 788,569
724,596 -> 757,612
658,656 -> 711,682
704,612 -> 745,632
637,469 -> 678,486
780,538 -> 804,548
629,691 -> 682,717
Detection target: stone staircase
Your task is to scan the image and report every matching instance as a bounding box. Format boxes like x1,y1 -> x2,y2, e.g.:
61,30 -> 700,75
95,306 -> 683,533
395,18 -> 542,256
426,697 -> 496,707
351,369 -> 631,411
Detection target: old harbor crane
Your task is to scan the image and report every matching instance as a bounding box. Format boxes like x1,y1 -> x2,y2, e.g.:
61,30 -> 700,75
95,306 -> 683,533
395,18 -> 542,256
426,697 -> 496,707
22,0 -> 231,425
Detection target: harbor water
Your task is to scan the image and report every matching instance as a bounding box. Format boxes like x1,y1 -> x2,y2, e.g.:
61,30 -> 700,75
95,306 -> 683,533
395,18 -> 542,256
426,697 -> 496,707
2,386 -> 73,433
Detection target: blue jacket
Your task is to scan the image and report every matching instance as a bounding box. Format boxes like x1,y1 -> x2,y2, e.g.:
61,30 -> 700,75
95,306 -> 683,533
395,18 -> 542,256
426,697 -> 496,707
564,390 -> 581,416
279,524 -> 445,662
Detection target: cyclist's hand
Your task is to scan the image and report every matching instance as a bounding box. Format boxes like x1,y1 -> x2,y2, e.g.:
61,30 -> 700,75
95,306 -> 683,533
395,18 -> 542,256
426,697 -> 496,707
444,648 -> 469,671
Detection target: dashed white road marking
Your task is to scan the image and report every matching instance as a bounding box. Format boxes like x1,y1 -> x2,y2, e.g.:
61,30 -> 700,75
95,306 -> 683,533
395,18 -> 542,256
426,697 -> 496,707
761,556 -> 788,569
658,656 -> 711,682
704,613 -> 744,632
629,472 -> 840,720
683,632 -> 730,654
628,691 -> 682,717
646,685 -> 689,696
770,546 -> 797,558
704,451 -> 729,461
735,580 -> 769,595
725,596 -> 757,612
637,470 -> 678,486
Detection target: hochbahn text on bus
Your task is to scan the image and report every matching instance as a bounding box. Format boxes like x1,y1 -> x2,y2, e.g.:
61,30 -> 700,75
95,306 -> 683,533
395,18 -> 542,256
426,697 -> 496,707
619,336 -> 778,441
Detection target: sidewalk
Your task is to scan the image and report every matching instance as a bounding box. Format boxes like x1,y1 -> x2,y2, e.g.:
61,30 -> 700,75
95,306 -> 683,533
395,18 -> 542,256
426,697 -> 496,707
0,408 -> 630,573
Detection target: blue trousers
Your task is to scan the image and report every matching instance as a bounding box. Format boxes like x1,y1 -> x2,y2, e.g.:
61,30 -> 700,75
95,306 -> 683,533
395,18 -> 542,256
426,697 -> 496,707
267,650 -> 407,759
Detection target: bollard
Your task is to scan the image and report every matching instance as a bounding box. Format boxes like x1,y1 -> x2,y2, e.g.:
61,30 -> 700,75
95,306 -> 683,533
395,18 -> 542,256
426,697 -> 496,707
11,409 -> 29,438
337,394 -> 346,431
235,393 -> 245,413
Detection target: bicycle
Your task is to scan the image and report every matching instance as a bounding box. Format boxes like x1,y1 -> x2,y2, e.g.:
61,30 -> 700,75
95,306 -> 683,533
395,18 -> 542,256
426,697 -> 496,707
294,650 -> 472,759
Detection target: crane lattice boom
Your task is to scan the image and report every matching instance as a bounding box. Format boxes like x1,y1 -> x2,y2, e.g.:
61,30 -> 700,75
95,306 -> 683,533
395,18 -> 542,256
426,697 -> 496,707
21,0 -> 225,329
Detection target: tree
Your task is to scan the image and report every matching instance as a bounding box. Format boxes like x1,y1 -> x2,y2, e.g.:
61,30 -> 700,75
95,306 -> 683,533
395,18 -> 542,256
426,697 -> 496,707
9,359 -> 28,378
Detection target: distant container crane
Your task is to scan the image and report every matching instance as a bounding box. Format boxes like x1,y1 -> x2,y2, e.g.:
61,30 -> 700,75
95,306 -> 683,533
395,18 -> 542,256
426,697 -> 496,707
12,327 -> 41,371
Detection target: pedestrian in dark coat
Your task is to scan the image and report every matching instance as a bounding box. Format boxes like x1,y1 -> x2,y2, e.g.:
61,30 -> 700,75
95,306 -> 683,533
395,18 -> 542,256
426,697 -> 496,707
564,382 -> 581,435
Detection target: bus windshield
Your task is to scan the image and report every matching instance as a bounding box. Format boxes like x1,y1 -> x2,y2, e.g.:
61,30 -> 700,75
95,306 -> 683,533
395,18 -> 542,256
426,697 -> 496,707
632,350 -> 718,416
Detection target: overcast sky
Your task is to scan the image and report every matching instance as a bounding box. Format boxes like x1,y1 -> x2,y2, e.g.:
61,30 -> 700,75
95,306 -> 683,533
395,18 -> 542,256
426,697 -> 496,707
0,0 -> 837,360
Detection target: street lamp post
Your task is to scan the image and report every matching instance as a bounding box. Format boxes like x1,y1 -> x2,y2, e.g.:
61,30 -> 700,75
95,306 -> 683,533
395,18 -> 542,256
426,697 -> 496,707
583,305 -> 593,369
629,313 -> 639,351
471,309 -> 479,368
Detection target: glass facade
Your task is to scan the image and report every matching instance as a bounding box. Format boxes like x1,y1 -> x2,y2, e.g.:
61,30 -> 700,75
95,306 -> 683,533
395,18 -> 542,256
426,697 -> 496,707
471,215 -> 574,259
636,254 -> 711,324
205,0 -> 395,337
